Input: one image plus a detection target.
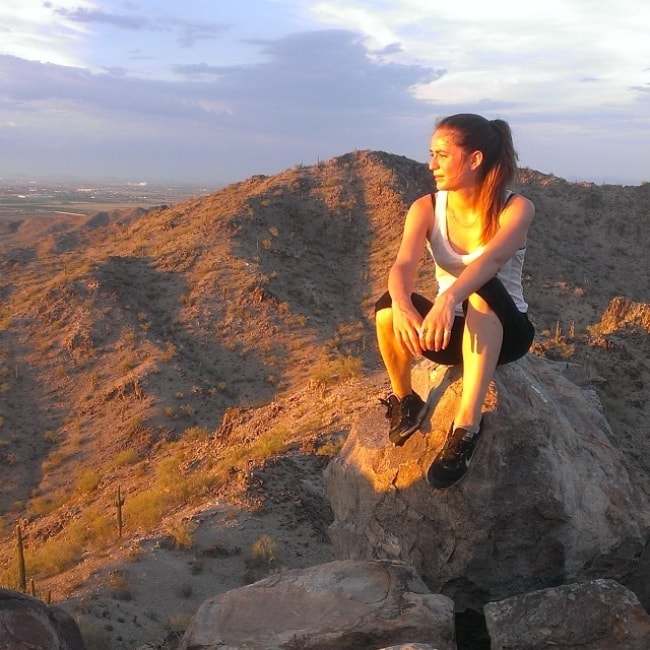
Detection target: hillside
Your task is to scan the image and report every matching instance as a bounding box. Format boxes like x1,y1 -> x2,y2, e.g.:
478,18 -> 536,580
0,151 -> 648,649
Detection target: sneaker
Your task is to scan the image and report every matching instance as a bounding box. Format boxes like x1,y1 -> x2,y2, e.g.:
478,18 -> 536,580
426,420 -> 483,489
380,392 -> 426,447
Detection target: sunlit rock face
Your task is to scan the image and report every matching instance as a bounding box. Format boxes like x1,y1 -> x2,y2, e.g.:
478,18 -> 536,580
179,560 -> 456,650
324,354 -> 650,612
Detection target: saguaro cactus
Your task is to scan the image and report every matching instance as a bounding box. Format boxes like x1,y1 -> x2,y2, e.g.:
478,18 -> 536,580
15,524 -> 26,592
115,485 -> 125,538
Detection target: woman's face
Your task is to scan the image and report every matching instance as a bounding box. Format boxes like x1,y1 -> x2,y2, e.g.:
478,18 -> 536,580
428,128 -> 480,191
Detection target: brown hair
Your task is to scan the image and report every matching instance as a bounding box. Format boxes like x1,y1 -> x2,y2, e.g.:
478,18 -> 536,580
436,113 -> 518,243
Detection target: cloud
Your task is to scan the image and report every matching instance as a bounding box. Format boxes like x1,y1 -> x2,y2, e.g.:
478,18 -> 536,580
374,42 -> 404,57
178,23 -> 229,48
176,30 -> 443,121
53,6 -> 153,30
51,5 -> 228,50
0,55 -> 208,118
0,30 -> 445,181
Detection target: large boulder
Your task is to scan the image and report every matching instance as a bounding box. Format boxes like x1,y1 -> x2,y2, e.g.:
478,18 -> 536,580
484,579 -> 650,649
324,354 -> 650,612
0,588 -> 86,650
179,559 -> 455,650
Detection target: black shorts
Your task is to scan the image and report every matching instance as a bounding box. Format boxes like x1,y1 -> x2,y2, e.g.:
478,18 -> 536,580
375,277 -> 535,366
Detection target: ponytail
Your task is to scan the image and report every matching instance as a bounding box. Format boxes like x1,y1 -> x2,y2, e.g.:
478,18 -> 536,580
436,114 -> 519,243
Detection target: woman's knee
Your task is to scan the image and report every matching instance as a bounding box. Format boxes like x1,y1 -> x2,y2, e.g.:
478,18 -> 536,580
466,292 -> 497,317
375,306 -> 394,333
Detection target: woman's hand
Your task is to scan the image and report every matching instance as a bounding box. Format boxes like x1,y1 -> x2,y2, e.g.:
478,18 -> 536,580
392,300 -> 426,357
418,292 -> 455,352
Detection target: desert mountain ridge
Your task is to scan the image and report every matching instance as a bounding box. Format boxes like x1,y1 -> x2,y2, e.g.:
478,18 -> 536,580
0,149 -> 649,648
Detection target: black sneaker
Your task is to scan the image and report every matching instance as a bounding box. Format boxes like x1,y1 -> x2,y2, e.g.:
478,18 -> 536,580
380,392 -> 426,447
426,420 -> 483,489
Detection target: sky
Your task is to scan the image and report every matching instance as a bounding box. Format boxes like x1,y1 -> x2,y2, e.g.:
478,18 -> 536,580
1,0 -> 649,186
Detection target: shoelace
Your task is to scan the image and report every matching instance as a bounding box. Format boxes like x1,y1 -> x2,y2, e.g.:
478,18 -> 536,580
379,397 -> 395,418
442,429 -> 476,459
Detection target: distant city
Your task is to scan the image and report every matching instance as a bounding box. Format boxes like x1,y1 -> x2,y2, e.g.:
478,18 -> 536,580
0,178 -> 222,220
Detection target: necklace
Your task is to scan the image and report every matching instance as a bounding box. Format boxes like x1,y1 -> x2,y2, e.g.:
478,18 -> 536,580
447,203 -> 480,228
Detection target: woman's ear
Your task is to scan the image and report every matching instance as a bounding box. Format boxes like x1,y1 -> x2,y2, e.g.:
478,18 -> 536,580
469,150 -> 484,170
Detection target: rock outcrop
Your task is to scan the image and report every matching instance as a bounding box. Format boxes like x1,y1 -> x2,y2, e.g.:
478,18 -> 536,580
0,588 -> 86,650
324,354 -> 650,612
180,352 -> 650,649
484,579 -> 650,649
179,560 -> 455,650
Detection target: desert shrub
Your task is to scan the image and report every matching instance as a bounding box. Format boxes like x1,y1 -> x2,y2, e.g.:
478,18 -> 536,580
252,425 -> 289,459
26,536 -> 82,575
179,403 -> 195,417
122,327 -> 136,346
247,534 -> 278,568
68,507 -> 114,547
315,435 -> 345,457
75,469 -> 101,493
165,520 -> 195,549
28,495 -> 58,516
165,613 -> 191,635
0,563 -> 17,590
42,429 -> 62,443
207,425 -> 291,489
244,534 -> 280,583
183,426 -> 209,440
125,414 -> 143,435
123,489 -> 167,529
156,458 -> 191,501
25,505 -> 115,578
2,452 -> 17,465
119,354 -> 137,372
110,449 -> 140,469
310,353 -> 363,386
123,454 -> 215,531
107,570 -> 127,590
54,365 -> 67,379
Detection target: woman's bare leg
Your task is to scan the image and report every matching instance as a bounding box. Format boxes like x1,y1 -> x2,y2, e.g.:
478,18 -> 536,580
375,307 -> 413,398
454,293 -> 503,430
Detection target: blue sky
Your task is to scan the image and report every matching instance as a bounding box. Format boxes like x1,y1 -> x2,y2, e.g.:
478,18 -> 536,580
1,0 -> 649,185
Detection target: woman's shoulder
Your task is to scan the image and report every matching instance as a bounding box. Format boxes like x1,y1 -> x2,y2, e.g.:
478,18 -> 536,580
409,192 -> 436,215
404,193 -> 437,233
506,192 -> 535,215
507,190 -> 534,207
500,192 -> 535,230
413,191 -> 436,205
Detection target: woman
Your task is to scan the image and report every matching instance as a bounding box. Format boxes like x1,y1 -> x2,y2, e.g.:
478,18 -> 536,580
375,113 -> 535,489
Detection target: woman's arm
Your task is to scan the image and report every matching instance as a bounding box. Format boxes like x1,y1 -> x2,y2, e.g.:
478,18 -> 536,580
387,194 -> 434,356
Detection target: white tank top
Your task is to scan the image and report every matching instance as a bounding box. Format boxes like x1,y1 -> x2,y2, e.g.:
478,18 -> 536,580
426,191 -> 528,314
